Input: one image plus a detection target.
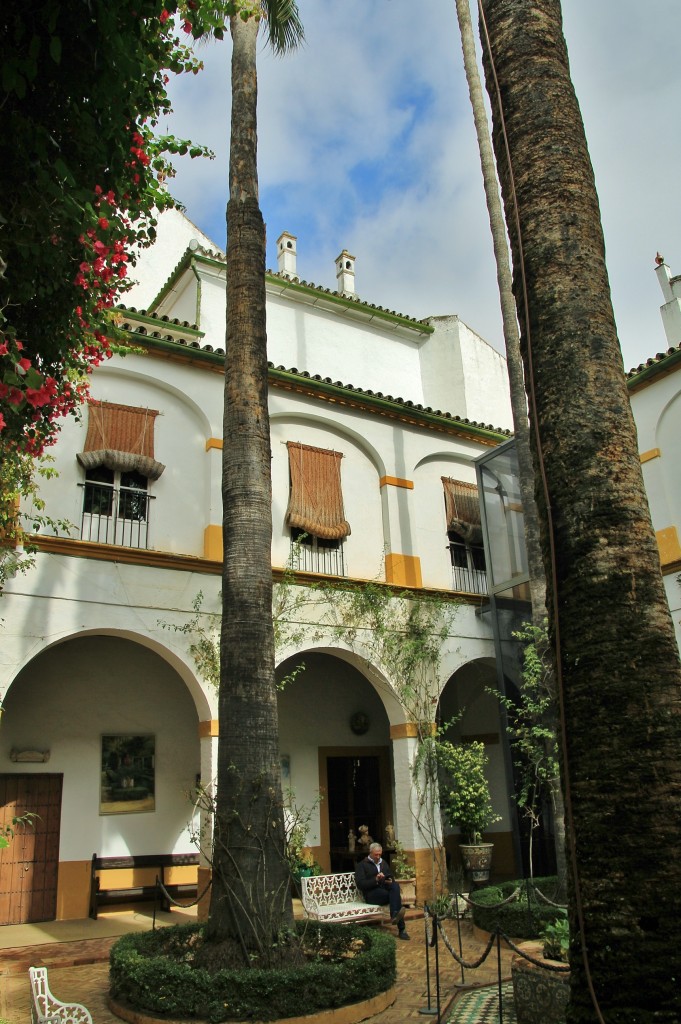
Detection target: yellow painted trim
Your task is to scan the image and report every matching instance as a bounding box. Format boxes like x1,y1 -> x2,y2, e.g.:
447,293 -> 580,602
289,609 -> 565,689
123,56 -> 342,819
657,526 -> 681,568
203,524 -> 223,561
390,723 -> 419,739
640,448 -> 661,464
390,722 -> 436,740
198,720 -> 219,738
205,437 -> 223,451
385,553 -> 422,588
56,860 -> 91,920
379,476 -> 414,490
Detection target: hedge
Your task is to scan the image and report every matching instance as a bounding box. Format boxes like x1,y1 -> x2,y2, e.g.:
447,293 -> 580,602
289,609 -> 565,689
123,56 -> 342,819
109,920 -> 396,1021
469,876 -> 564,939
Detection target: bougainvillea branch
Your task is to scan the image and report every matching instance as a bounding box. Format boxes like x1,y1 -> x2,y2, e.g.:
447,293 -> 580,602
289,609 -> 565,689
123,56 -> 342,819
0,1 -> 214,460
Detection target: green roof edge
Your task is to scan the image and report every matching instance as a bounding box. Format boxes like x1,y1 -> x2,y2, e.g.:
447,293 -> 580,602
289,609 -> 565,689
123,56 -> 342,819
138,334 -> 508,443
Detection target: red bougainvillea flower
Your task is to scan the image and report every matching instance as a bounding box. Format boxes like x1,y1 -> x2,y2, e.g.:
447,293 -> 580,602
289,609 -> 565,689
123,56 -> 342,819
0,411 -> 5,431
160,8 -> 170,23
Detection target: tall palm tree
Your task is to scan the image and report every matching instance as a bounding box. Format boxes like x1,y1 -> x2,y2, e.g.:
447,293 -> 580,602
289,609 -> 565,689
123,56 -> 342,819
204,0 -> 304,957
477,1 -> 681,1019
453,0 -> 567,890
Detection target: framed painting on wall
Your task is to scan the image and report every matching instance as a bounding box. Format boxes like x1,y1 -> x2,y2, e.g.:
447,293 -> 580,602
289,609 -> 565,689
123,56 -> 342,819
100,734 -> 155,814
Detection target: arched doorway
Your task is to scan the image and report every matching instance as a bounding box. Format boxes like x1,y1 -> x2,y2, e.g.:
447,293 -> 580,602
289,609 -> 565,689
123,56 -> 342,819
0,634 -> 201,923
276,650 -> 394,873
437,658 -> 518,881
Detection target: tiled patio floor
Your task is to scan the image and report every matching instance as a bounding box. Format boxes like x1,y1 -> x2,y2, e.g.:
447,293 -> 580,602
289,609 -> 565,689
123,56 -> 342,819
0,907 -> 514,1024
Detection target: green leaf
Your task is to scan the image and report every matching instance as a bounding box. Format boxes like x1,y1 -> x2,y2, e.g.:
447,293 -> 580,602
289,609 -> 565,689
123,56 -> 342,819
50,36 -> 62,64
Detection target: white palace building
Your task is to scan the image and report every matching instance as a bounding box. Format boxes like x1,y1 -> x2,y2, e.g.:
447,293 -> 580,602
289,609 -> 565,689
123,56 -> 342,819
1,209 -> 679,924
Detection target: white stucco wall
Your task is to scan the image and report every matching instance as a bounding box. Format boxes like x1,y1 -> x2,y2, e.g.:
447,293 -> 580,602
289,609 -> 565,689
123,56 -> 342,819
1,635 -> 201,861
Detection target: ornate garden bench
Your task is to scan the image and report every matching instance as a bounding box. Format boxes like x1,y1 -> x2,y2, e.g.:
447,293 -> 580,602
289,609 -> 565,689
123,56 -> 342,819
29,966 -> 93,1024
301,871 -> 388,924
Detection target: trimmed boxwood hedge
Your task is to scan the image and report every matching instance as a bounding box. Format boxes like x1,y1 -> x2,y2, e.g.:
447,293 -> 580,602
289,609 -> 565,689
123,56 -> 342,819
470,876 -> 564,939
109,920 -> 396,1022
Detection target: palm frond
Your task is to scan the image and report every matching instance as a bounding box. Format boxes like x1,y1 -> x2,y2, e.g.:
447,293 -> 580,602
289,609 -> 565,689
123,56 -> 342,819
261,0 -> 304,54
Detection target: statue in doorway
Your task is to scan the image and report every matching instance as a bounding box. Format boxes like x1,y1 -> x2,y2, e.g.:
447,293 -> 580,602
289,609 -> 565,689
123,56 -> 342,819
384,823 -> 395,848
358,825 -> 372,847
348,829 -> 356,852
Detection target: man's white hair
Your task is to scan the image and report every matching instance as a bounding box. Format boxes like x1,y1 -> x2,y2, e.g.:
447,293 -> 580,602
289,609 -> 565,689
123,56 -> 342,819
369,842 -> 382,853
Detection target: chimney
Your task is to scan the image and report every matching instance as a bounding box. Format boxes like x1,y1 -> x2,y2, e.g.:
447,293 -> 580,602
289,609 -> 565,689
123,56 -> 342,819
335,250 -> 356,296
277,231 -> 298,279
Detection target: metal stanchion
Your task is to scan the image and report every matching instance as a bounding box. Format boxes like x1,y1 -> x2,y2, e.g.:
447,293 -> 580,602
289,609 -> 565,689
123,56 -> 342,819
496,930 -> 504,1024
433,913 -> 442,1024
419,908 -> 438,1015
453,892 -> 479,990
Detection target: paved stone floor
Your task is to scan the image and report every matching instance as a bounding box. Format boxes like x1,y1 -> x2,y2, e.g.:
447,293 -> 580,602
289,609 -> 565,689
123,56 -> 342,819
0,908 -> 515,1024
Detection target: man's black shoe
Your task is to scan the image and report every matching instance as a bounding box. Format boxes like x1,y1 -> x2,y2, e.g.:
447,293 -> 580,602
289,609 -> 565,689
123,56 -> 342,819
398,930 -> 411,940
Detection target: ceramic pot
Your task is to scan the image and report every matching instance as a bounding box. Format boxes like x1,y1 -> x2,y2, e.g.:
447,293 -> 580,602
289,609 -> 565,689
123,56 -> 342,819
459,842 -> 494,883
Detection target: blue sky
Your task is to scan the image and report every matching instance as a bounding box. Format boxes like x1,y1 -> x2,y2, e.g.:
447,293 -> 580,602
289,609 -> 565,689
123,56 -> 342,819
160,0 -> 681,372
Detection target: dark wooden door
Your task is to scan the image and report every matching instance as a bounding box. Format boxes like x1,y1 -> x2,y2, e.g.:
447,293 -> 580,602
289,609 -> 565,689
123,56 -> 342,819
0,774 -> 63,924
327,756 -> 383,870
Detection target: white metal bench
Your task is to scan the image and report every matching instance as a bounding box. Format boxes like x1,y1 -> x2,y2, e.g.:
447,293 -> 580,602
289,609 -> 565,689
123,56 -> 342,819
29,966 -> 93,1024
301,871 -> 389,923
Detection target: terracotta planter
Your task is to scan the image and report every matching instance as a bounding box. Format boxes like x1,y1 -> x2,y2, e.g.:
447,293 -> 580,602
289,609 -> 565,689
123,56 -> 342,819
511,941 -> 570,1024
459,842 -> 494,883
395,878 -> 416,905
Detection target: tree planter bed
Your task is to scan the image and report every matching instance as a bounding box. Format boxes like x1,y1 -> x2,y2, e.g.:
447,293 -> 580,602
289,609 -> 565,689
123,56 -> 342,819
511,941 -> 570,1024
109,986 -> 396,1024
109,921 -> 396,1023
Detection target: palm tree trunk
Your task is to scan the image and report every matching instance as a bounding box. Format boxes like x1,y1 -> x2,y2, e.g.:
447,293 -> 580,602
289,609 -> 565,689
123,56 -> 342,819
207,9 -> 293,954
454,0 -> 567,890
478,1 -> 681,1019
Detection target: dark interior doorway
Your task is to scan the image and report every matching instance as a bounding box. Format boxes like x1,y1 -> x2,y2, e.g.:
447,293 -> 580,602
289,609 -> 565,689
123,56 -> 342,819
327,755 -> 383,872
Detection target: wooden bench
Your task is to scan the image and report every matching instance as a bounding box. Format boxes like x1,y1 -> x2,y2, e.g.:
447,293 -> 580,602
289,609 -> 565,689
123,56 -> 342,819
89,852 -> 199,919
301,872 -> 389,924
29,966 -> 93,1024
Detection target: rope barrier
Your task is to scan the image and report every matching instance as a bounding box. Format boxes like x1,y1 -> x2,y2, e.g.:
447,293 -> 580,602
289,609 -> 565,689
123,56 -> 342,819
152,875 -> 213,928
155,875 -> 212,909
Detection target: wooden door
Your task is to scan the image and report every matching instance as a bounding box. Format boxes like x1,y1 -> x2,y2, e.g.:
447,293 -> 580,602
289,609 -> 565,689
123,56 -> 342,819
0,774 -> 63,924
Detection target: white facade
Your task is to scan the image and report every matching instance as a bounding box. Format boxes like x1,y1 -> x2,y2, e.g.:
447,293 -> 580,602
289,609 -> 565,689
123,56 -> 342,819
628,259 -> 681,653
4,212 -> 677,925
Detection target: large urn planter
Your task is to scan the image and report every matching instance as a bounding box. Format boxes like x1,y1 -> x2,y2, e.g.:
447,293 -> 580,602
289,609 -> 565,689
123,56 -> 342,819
396,877 -> 416,905
511,941 -> 570,1024
459,842 -> 494,884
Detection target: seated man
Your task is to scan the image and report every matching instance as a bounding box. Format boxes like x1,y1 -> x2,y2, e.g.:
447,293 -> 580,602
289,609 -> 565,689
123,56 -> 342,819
355,842 -> 410,940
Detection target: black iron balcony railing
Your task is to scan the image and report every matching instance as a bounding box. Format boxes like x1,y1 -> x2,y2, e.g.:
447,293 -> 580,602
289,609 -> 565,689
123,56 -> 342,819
290,534 -> 346,576
79,482 -> 154,549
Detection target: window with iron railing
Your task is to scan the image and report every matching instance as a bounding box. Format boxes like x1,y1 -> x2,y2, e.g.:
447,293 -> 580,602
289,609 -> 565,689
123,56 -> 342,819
290,528 -> 346,577
448,532 -> 488,595
80,467 -> 154,549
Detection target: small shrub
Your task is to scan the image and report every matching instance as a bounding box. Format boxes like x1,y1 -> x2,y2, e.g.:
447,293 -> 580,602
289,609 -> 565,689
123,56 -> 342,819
109,920 -> 396,1021
470,876 -> 564,939
540,912 -> 569,962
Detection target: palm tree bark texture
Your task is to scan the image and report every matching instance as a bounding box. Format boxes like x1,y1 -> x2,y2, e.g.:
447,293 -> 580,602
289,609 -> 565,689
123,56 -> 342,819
478,1 -> 681,1021
454,0 -> 567,891
207,8 -> 294,955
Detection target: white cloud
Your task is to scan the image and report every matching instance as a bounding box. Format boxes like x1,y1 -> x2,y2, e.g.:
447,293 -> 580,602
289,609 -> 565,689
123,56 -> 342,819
163,0 -> 681,373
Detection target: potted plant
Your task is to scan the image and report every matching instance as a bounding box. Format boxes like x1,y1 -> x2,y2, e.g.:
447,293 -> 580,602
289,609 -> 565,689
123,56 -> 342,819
436,739 -> 500,883
389,840 -> 416,905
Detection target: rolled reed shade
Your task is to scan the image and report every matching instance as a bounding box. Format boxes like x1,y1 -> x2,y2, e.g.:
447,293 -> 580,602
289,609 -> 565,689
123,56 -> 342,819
77,401 -> 165,480
285,441 -> 351,540
442,477 -> 482,545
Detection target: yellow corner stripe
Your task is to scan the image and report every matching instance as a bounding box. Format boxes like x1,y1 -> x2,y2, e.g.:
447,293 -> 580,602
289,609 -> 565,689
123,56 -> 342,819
379,476 -> 414,489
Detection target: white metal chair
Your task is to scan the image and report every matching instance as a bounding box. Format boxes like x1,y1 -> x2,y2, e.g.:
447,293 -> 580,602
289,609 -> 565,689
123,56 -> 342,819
29,966 -> 93,1024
